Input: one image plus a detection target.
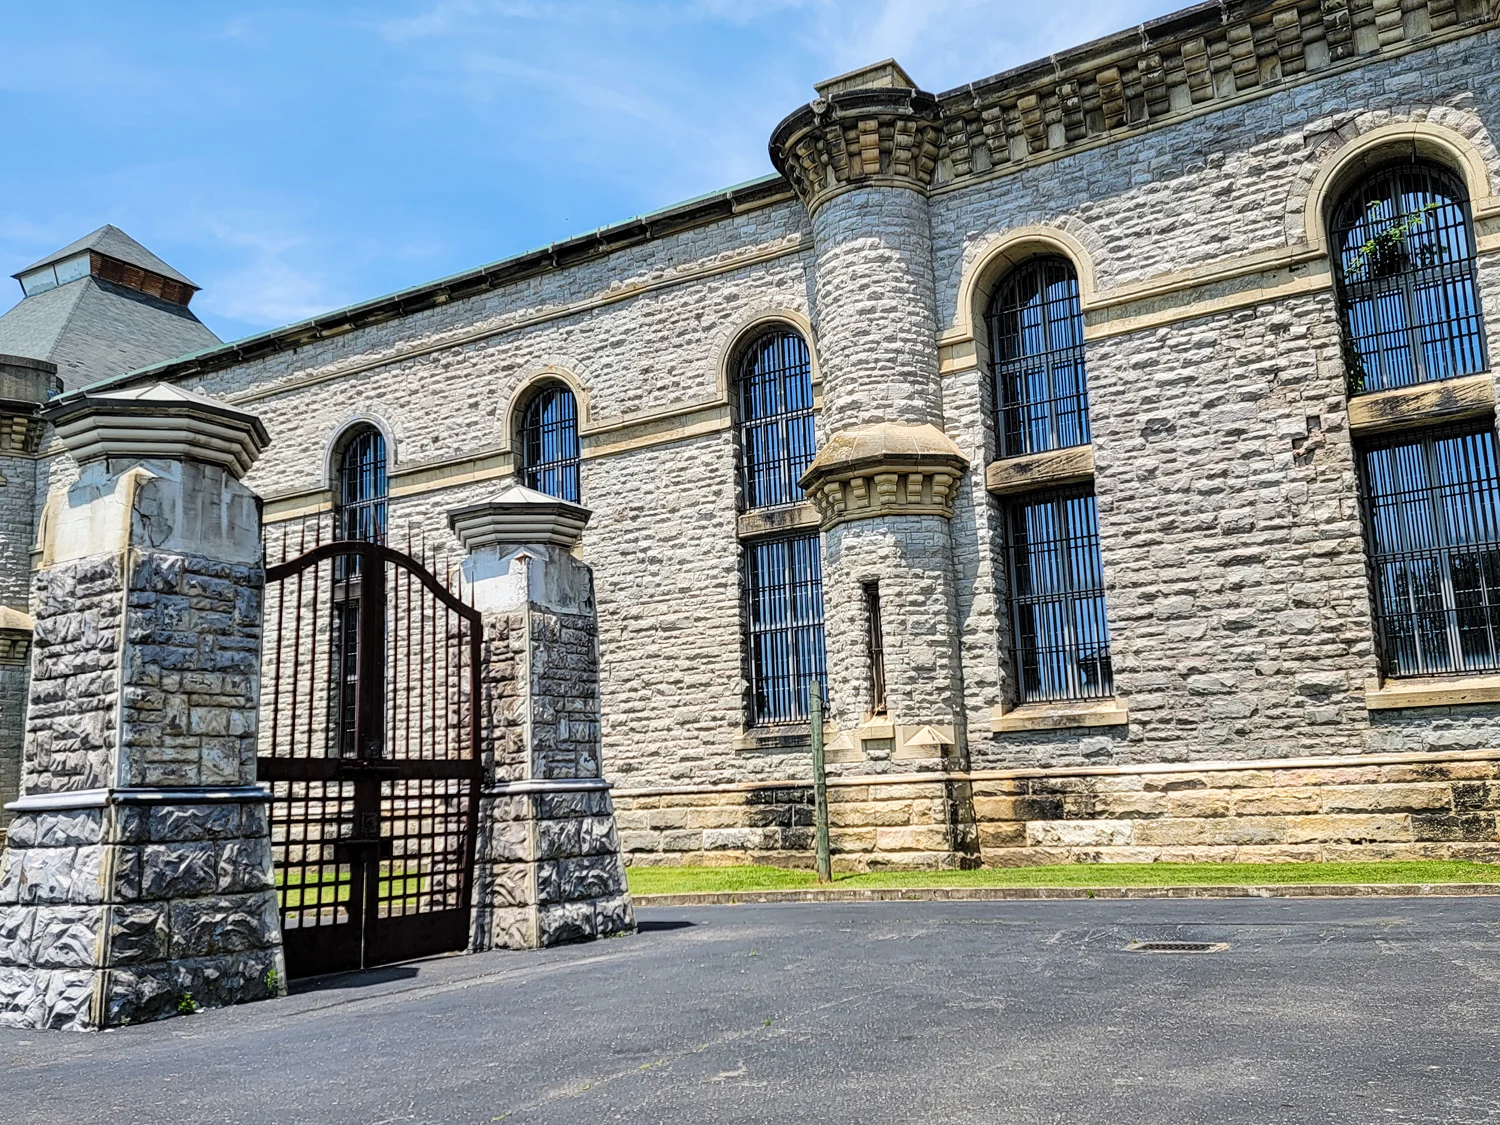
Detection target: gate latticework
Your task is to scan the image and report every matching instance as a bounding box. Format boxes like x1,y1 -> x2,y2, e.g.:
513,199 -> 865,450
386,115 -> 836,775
259,526 -> 482,978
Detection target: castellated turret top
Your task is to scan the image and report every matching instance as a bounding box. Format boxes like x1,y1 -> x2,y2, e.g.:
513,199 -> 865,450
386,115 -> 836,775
769,57 -> 941,216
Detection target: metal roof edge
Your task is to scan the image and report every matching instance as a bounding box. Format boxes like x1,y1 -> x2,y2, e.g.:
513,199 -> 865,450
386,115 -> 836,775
60,173 -> 794,402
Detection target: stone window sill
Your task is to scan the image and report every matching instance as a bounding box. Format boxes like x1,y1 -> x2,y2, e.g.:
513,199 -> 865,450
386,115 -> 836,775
736,503 -> 821,540
1347,371 -> 1494,437
985,444 -> 1094,497
1364,673 -> 1500,711
991,698 -> 1129,733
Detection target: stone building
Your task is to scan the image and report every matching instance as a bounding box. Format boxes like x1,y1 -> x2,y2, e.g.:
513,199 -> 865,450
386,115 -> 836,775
5,0 -> 1500,871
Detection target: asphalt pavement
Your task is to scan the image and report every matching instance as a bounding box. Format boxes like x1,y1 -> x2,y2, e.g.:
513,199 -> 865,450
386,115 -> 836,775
2,897 -> 1498,1124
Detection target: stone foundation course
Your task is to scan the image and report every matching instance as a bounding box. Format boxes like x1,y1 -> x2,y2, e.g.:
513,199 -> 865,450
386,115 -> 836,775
615,750 -> 1500,871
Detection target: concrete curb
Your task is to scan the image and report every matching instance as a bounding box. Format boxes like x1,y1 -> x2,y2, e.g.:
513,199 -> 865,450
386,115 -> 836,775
632,882 -> 1500,906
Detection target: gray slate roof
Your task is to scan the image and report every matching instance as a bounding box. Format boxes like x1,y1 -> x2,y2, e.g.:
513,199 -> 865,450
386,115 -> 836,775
15,224 -> 198,288
0,276 -> 220,391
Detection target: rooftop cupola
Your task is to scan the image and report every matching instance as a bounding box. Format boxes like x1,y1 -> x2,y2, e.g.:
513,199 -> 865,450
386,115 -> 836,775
13,224 -> 200,307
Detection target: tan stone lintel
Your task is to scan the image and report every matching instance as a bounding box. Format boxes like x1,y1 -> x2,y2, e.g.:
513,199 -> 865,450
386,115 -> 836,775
986,444 -> 1094,497
610,746 -> 1500,800
1347,372 -> 1495,437
1364,672 -> 1500,711
992,698 -> 1128,733
1084,257 -> 1331,341
736,502 -> 820,540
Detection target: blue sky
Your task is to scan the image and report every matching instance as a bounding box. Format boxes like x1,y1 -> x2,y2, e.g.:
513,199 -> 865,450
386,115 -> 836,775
0,1 -> 1169,343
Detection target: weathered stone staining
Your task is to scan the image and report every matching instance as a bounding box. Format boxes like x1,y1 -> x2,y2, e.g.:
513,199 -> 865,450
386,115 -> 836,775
454,486 -> 635,950
0,386 -> 284,1030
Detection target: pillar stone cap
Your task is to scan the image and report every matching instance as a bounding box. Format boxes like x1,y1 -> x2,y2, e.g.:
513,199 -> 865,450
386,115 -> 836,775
448,483 -> 590,551
800,422 -> 969,529
44,382 -> 269,478
0,606 -> 34,634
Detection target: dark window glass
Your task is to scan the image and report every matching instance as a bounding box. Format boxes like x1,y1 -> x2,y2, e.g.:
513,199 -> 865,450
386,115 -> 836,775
745,534 -> 826,725
738,330 -> 817,510
988,257 -> 1090,458
522,386 -> 581,502
1361,424 -> 1500,677
1006,488 -> 1113,703
335,428 -> 387,544
1333,162 -> 1488,395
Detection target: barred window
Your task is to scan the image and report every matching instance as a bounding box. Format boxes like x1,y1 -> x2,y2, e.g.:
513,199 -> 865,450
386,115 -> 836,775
744,534 -> 827,725
331,426 -> 386,755
737,329 -> 817,510
988,257 -> 1090,458
1006,488 -> 1113,703
335,427 -> 387,544
1332,161 -> 1488,395
521,385 -> 581,502
1361,424 -> 1500,678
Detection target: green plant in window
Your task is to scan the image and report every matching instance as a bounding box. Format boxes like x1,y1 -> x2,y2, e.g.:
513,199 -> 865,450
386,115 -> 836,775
1347,200 -> 1443,281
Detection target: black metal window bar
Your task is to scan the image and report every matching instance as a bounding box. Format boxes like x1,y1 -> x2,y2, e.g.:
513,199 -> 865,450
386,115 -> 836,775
332,428 -> 387,756
988,256 -> 1091,458
1360,423 -> 1500,678
738,329 -> 817,510
1332,161 -> 1488,395
336,428 -> 387,545
1006,487 -> 1114,703
863,580 -> 887,715
521,385 -> 581,502
745,533 -> 827,725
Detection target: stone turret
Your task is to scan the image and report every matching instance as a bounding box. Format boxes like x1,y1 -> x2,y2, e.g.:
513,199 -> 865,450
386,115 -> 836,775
771,64 -> 972,800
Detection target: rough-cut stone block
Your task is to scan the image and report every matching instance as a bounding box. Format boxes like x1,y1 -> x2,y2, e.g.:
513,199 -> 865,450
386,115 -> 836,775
1283,814 -> 1413,844
1025,820 -> 1134,848
1322,785 -> 1452,813
140,842 -> 217,899
537,900 -> 594,946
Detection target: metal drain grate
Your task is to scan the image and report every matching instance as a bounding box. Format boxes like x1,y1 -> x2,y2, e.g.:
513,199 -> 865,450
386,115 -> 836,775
1125,940 -> 1228,953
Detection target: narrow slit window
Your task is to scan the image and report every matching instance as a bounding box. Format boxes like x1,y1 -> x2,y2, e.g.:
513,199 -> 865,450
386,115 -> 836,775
744,533 -> 827,725
988,257 -> 1091,458
521,385 -> 581,502
737,329 -> 817,510
335,428 -> 387,544
1361,424 -> 1500,678
1006,488 -> 1114,703
1332,161 -> 1488,395
863,580 -> 887,715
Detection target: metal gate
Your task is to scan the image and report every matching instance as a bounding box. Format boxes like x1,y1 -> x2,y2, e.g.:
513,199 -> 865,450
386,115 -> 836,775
258,532 -> 482,978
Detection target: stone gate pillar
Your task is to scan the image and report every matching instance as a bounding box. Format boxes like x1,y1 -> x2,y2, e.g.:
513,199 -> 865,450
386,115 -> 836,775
0,384 -> 282,1031
770,64 -> 972,775
450,484 -> 635,951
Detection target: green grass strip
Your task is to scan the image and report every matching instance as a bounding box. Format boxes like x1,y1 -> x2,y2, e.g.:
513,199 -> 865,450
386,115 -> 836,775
625,860 -> 1500,896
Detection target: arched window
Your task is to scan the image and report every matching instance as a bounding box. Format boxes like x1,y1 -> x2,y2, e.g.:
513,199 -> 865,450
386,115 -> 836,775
335,427 -> 387,543
988,257 -> 1090,458
521,385 -> 580,502
1332,161 -> 1488,394
737,329 -> 816,510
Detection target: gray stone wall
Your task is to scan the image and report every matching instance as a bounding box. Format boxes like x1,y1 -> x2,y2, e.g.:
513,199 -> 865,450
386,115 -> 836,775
0,453 -> 37,608
0,799 -> 281,1030
0,662 -> 28,837
811,186 -> 943,432
120,553 -> 263,789
20,21 -> 1500,807
24,557 -> 122,794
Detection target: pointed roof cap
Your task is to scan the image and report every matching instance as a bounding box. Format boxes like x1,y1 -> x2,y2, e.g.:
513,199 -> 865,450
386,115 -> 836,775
447,483 -> 591,551
15,225 -> 198,289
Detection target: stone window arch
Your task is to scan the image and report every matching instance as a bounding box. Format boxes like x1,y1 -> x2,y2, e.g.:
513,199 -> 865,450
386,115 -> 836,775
735,327 -> 816,511
986,256 -> 1090,458
334,425 -> 387,544
519,383 -> 581,502
1331,159 -> 1488,395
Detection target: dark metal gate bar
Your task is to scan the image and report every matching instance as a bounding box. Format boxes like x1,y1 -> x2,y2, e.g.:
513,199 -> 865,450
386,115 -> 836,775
259,527 -> 482,978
